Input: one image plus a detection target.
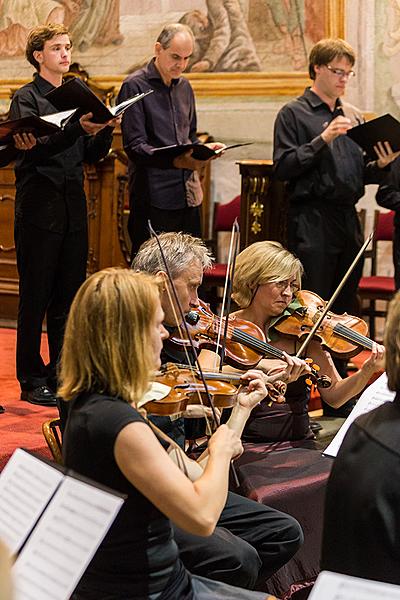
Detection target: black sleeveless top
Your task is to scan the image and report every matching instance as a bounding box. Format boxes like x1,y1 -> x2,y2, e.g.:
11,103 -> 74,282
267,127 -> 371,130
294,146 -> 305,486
63,392 -> 192,599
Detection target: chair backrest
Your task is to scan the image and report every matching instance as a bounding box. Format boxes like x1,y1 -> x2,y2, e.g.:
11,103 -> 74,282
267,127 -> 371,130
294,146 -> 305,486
366,210 -> 395,276
375,209 -> 394,241
214,195 -> 241,231
42,418 -> 63,465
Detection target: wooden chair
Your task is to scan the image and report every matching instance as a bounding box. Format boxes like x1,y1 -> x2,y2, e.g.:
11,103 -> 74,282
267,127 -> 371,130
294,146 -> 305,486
42,418 -> 63,465
357,209 -> 396,340
201,195 -> 241,311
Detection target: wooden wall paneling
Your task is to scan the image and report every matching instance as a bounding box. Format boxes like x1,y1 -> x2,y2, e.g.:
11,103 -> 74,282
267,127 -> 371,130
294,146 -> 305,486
0,164 -> 18,319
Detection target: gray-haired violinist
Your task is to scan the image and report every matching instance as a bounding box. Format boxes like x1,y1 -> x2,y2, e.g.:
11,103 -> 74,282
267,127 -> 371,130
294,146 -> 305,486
132,231 -> 304,593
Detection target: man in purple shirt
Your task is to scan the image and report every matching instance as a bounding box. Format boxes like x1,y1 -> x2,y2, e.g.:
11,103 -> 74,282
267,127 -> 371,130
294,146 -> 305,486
118,23 -> 223,257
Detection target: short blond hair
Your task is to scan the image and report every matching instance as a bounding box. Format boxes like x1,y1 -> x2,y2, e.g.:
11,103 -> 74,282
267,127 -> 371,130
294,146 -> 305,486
58,268 -> 161,405
308,38 -> 355,80
232,241 -> 303,308
384,291 -> 400,393
132,232 -> 213,277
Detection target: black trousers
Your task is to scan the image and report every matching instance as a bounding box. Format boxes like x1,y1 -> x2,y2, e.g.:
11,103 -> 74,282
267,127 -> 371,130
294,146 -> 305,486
287,204 -> 364,314
15,220 -> 87,391
128,196 -> 202,259
173,491 -> 303,590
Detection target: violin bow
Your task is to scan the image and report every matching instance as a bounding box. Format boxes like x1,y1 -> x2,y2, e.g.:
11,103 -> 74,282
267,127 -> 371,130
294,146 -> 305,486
148,222 -> 240,487
213,218 -> 240,372
295,230 -> 374,358
148,222 -> 220,428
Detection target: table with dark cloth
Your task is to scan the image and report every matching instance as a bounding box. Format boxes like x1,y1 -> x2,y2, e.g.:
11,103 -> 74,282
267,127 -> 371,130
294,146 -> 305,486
233,439 -> 333,600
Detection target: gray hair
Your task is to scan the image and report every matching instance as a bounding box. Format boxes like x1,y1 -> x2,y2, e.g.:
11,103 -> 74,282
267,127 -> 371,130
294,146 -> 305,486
132,232 -> 213,278
156,23 -> 194,49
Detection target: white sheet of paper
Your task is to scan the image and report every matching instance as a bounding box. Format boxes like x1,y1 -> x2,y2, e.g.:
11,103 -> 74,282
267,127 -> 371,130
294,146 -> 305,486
111,88 -> 154,117
41,109 -> 77,127
323,372 -> 395,458
0,449 -> 64,554
309,571 -> 400,599
13,475 -> 124,600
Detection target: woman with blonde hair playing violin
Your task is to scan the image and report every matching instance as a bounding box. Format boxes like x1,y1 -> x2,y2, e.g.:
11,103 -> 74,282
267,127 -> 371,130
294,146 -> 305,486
231,240 -> 385,442
59,267 -> 274,600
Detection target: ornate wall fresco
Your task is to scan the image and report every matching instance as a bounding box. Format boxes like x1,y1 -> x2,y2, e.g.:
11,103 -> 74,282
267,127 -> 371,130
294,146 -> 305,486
375,0 -> 400,119
0,0 -> 342,97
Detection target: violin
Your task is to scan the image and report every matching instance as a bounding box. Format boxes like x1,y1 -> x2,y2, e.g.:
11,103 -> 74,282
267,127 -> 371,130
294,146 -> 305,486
274,290 -> 374,360
143,364 -> 287,416
166,301 -> 331,389
144,364 -> 240,416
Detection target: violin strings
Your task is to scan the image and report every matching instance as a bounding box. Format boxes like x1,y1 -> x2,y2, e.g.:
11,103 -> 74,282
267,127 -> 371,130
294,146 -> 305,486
231,328 -> 286,359
333,324 -> 374,349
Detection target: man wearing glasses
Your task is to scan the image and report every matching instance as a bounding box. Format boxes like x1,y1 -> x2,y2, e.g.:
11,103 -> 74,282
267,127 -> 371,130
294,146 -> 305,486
273,38 -> 399,417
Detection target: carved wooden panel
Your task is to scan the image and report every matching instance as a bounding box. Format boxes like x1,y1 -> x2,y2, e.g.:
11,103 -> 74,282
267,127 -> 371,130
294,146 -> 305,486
237,160 -> 288,250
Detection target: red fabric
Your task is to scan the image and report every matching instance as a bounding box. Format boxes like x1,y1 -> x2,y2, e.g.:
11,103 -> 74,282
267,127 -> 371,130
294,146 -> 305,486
0,328 -> 55,471
203,263 -> 228,279
235,440 -> 332,599
358,275 -> 395,293
375,210 -> 394,241
214,195 -> 241,231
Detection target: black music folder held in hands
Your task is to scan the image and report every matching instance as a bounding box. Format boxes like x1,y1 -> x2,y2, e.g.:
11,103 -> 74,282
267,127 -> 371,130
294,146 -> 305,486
152,141 -> 253,161
46,76 -> 153,123
347,113 -> 400,158
0,115 -> 59,145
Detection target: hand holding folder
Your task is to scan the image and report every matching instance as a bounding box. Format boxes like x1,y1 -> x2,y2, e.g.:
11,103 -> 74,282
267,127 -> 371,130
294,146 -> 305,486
347,113 -> 400,158
0,109 -> 76,145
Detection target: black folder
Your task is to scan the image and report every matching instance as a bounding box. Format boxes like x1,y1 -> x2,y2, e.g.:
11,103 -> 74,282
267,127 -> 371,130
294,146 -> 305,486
46,77 -> 153,123
347,113 -> 400,158
0,115 -> 60,145
152,141 -> 253,161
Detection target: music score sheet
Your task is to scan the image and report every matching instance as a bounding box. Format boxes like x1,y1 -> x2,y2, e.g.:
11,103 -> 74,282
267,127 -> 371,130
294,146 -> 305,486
13,475 -> 123,600
0,448 -> 64,554
323,372 -> 395,458
309,571 -> 400,599
0,449 -> 124,600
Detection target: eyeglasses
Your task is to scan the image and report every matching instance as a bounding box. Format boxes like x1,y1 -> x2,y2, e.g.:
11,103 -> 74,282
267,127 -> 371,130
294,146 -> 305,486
273,279 -> 300,294
325,64 -> 356,79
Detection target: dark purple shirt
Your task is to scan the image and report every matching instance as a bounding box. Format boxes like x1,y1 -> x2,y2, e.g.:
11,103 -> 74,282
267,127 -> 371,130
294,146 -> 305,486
117,59 -> 199,210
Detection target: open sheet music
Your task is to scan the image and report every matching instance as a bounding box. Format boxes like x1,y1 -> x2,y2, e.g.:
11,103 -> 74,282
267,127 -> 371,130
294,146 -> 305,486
323,373 -> 395,458
309,571 -> 400,599
152,141 -> 253,161
46,77 -> 153,123
0,110 -> 77,145
0,448 -> 124,600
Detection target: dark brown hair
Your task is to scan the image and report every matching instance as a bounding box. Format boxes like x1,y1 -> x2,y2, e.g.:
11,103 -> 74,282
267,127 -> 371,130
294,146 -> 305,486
308,38 -> 355,80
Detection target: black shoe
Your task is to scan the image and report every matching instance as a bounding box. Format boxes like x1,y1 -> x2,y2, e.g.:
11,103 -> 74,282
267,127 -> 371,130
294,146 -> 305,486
0,405 -> 4,414
20,385 -> 57,407
310,420 -> 323,432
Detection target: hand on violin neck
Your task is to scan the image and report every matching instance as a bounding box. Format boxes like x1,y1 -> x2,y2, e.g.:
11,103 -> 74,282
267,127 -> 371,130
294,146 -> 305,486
235,369 -> 267,411
360,341 -> 385,376
261,353 -> 311,385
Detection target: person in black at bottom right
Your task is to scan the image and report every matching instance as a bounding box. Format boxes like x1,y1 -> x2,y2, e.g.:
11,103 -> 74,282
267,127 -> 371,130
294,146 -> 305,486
273,37 -> 400,417
321,290 -> 400,585
376,155 -> 400,290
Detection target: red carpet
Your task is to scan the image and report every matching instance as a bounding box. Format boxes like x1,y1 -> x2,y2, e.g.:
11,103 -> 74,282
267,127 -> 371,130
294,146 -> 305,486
0,328 -> 56,470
